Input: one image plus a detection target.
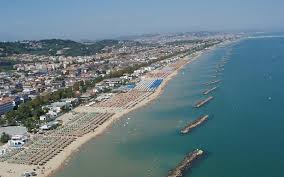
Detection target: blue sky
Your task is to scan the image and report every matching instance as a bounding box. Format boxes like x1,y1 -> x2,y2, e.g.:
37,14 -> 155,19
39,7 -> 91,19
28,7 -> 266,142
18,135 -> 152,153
0,0 -> 283,40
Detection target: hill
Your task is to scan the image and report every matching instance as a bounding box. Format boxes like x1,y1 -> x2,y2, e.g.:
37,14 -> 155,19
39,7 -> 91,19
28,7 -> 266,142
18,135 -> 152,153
0,39 -> 119,57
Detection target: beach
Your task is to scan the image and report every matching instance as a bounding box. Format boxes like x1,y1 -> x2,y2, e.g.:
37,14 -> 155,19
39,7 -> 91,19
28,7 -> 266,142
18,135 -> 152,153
0,42 -> 214,177
52,40 -> 234,177
50,36 -> 284,177
0,38 -> 238,177
41,51 -> 203,177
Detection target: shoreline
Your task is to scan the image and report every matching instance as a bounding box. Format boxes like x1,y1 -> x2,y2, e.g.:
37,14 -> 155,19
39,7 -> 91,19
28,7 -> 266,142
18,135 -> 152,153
0,40 -> 232,177
40,51 -> 203,177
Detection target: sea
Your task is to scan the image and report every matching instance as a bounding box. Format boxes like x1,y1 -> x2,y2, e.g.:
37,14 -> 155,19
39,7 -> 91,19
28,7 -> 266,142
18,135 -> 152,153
54,36 -> 284,177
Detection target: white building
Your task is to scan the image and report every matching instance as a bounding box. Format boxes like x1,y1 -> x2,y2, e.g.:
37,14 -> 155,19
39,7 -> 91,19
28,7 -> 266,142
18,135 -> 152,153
39,121 -> 59,131
40,115 -> 48,121
8,135 -> 28,148
103,78 -> 122,87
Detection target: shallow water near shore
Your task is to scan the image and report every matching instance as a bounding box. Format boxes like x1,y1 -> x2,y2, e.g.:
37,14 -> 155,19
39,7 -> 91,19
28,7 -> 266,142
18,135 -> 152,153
54,37 -> 284,177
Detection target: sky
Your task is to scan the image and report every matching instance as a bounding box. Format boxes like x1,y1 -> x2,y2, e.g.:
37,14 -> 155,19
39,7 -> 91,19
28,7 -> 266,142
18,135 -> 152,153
0,0 -> 284,41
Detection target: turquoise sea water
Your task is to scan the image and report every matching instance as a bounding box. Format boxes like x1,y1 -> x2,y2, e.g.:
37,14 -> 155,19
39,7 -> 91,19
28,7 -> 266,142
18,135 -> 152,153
54,37 -> 284,177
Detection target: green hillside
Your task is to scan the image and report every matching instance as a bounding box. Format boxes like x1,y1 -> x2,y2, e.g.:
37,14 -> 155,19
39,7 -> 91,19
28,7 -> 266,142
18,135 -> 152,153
0,39 -> 119,57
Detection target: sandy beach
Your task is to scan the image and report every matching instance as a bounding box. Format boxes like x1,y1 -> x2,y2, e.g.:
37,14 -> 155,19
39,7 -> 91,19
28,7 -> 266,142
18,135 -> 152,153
0,42 -> 225,177
43,54 -> 199,177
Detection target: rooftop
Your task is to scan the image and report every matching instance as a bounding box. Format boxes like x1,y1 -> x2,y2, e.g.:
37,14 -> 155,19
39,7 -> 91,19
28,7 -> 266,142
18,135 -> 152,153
0,97 -> 13,105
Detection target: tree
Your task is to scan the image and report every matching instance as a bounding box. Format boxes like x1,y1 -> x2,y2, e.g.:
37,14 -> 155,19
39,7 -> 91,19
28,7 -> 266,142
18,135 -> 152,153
0,118 -> 6,126
5,110 -> 17,125
0,132 -> 11,143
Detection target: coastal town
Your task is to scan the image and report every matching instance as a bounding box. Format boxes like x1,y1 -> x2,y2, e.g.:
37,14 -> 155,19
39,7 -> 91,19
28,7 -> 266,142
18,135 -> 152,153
0,32 -> 241,177
2,0 -> 284,177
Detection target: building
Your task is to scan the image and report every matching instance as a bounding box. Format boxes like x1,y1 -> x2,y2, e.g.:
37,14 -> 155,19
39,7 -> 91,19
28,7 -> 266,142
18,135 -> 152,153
0,97 -> 14,116
51,101 -> 71,111
39,121 -> 59,131
8,135 -> 28,148
103,78 -> 122,87
61,98 -> 79,106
